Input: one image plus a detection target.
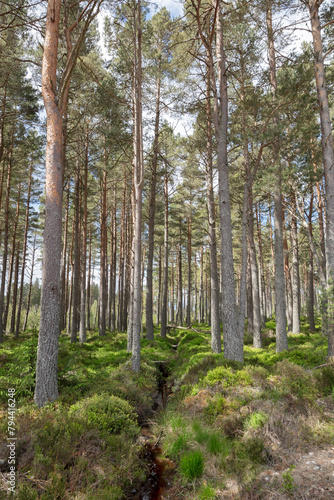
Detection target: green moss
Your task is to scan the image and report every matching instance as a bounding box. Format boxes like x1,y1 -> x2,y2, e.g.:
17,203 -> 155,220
70,394 -> 138,435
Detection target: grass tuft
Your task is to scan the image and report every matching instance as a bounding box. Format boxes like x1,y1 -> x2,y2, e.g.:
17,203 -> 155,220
180,450 -> 204,480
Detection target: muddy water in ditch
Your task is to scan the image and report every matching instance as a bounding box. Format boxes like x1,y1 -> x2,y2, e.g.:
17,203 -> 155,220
136,363 -> 174,500
138,443 -> 167,500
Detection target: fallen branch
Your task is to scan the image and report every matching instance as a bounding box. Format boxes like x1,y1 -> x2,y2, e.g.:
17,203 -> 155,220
166,324 -> 192,330
166,324 -> 211,335
310,362 -> 334,371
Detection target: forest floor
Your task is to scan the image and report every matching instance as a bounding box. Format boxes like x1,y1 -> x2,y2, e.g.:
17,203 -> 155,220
0,318 -> 334,499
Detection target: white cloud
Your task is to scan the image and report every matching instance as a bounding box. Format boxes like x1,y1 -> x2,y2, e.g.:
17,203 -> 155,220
149,0 -> 184,18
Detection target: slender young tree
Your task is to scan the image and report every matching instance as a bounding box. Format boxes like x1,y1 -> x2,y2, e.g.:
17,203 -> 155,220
205,71 -> 221,353
71,147 -> 81,342
266,0 -> 288,352
160,162 -> 169,338
79,129 -> 89,343
15,162 -> 33,336
23,235 -> 37,332
291,192 -> 301,334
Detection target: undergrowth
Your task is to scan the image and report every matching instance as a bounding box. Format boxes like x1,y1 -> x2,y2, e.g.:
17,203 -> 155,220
1,317 -> 333,499
0,327 -> 174,499
152,316 -> 334,499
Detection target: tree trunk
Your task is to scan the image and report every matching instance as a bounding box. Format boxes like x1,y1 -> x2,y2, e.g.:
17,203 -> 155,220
35,0 -> 101,406
247,253 -> 253,334
4,185 -> 21,332
291,192 -> 301,334
10,241 -> 20,334
71,148 -> 81,342
23,235 -> 36,332
125,198 -> 132,337
35,0 -> 63,406
186,212 -> 192,327
308,253 -> 315,332
308,193 -> 316,332
157,243 -> 162,327
283,217 -> 293,332
194,0 -> 239,358
176,229 -> 183,326
118,178 -> 126,330
205,249 -> 209,325
205,73 -> 221,352
15,163 -> 33,337
248,188 -> 262,348
211,2 -> 240,360
160,169 -> 168,338
67,213 -> 75,335
110,189 -> 117,332
256,203 -> 267,324
308,0 -> 334,355
87,226 -> 92,331
170,250 -> 175,324
99,169 -> 107,337
238,184 -> 248,342
131,0 -> 144,373
146,66 -> 161,340
199,245 -> 204,323
79,132 -> 89,343
0,126 -> 14,342
266,0 -> 287,352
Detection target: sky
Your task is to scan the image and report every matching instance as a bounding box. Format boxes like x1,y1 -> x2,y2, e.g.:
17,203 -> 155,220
149,0 -> 183,18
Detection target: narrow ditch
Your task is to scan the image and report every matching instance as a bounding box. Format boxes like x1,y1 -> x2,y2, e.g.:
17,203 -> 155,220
132,361 -> 175,500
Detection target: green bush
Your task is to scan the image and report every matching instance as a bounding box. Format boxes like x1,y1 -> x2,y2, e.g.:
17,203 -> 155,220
272,359 -> 318,400
201,366 -> 252,388
314,365 -> 334,396
32,410 -> 87,477
180,450 -> 204,480
205,394 -> 226,418
70,394 -> 138,434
